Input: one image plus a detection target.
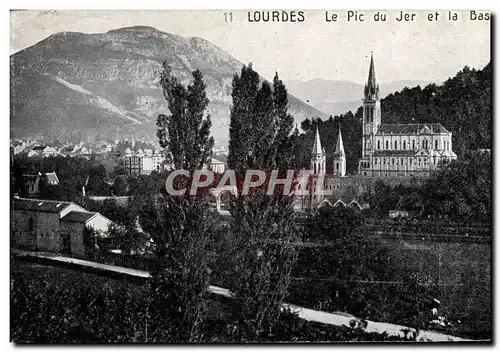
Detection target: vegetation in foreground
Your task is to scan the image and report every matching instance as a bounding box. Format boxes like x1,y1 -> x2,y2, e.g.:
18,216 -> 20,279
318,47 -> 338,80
11,260 -> 419,343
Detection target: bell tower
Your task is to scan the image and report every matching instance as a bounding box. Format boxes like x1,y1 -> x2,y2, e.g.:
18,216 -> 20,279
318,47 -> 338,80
333,126 -> 346,177
362,52 -> 381,159
311,125 -> 326,176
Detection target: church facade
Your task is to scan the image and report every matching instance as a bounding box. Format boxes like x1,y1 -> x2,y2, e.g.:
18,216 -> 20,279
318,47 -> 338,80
357,54 -> 457,177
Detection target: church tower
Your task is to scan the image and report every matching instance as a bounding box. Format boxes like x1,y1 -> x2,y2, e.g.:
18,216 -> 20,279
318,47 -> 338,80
362,53 -> 381,159
333,126 -> 346,177
311,125 -> 326,176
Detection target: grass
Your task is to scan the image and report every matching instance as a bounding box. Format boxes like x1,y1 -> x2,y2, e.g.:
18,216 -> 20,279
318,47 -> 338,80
11,259 -> 418,343
285,236 -> 491,340
382,237 -> 491,339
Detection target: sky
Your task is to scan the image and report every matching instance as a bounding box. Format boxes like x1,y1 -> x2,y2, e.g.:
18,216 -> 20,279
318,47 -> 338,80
10,9 -> 491,84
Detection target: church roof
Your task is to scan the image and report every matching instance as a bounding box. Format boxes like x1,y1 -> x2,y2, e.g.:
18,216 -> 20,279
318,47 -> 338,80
334,127 -> 345,157
376,123 -> 450,135
364,53 -> 380,99
367,53 -> 376,90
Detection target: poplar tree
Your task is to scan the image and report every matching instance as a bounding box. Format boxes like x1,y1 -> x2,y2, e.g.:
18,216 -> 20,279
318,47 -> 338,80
227,64 -> 260,173
225,64 -> 300,340
146,62 -> 215,342
157,62 -> 214,170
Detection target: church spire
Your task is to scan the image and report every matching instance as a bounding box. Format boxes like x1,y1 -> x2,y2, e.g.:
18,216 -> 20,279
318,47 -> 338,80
335,126 -> 345,157
364,52 -> 379,101
368,52 -> 376,88
312,124 -> 323,157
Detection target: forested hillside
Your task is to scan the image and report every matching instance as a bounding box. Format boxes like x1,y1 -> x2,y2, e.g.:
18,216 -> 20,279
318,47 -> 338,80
296,63 -> 491,174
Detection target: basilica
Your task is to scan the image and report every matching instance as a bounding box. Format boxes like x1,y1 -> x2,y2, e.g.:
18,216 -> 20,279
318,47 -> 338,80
313,53 -> 457,179
296,54 -> 457,212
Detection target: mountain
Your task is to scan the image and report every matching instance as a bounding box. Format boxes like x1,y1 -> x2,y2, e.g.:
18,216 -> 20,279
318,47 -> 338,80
284,78 -> 432,117
10,26 -> 326,145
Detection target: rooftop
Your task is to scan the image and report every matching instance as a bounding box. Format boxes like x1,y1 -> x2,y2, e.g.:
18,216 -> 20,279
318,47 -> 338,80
61,211 -> 96,223
376,123 -> 450,135
13,198 -> 73,213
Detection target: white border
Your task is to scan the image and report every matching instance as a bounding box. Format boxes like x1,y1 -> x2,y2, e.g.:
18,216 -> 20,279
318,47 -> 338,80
2,1 -> 497,351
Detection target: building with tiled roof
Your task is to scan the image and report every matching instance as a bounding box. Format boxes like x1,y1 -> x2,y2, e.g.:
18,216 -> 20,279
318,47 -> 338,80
12,197 -> 113,256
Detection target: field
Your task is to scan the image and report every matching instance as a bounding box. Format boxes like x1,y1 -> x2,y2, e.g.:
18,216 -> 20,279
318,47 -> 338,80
383,237 -> 491,338
288,236 -> 491,340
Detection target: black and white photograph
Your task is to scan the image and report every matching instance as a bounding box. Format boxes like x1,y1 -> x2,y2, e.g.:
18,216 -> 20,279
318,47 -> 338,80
9,9 -> 491,343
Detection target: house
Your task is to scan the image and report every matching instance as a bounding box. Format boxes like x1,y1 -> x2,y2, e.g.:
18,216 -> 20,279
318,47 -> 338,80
61,211 -> 113,238
12,197 -> 112,256
22,172 -> 60,195
209,158 -> 226,174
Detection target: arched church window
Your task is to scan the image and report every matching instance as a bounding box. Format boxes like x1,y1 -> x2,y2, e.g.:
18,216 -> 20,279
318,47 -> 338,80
403,140 -> 406,150
435,140 -> 438,150
385,141 -> 389,150
377,140 -> 381,150
394,141 -> 398,150
336,163 -> 339,171
412,140 -> 415,149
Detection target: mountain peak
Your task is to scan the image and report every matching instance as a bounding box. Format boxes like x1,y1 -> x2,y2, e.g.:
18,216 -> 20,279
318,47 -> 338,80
11,27 -> 326,144
107,25 -> 162,34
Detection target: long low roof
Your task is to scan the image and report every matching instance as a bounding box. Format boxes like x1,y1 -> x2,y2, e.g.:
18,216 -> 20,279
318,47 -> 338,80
376,123 -> 450,135
13,198 -> 73,213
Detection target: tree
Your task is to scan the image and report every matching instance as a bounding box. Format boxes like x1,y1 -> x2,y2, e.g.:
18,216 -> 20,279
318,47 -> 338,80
227,66 -> 297,172
225,64 -> 301,339
144,63 -> 217,342
423,152 -> 491,221
227,63 -> 260,173
156,63 -> 214,170
146,196 -> 215,342
112,176 -> 128,196
87,164 -> 109,196
272,73 -> 296,169
82,226 -> 98,259
226,194 -> 300,339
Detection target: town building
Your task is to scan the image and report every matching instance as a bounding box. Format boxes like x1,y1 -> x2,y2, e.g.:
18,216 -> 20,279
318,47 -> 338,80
12,197 -> 112,256
22,172 -> 60,195
209,158 -> 226,174
122,148 -> 167,175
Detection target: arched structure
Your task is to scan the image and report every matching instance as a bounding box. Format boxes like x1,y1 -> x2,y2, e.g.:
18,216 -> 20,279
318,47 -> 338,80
208,186 -> 238,212
348,200 -> 362,211
318,199 -> 333,209
333,199 -> 347,208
